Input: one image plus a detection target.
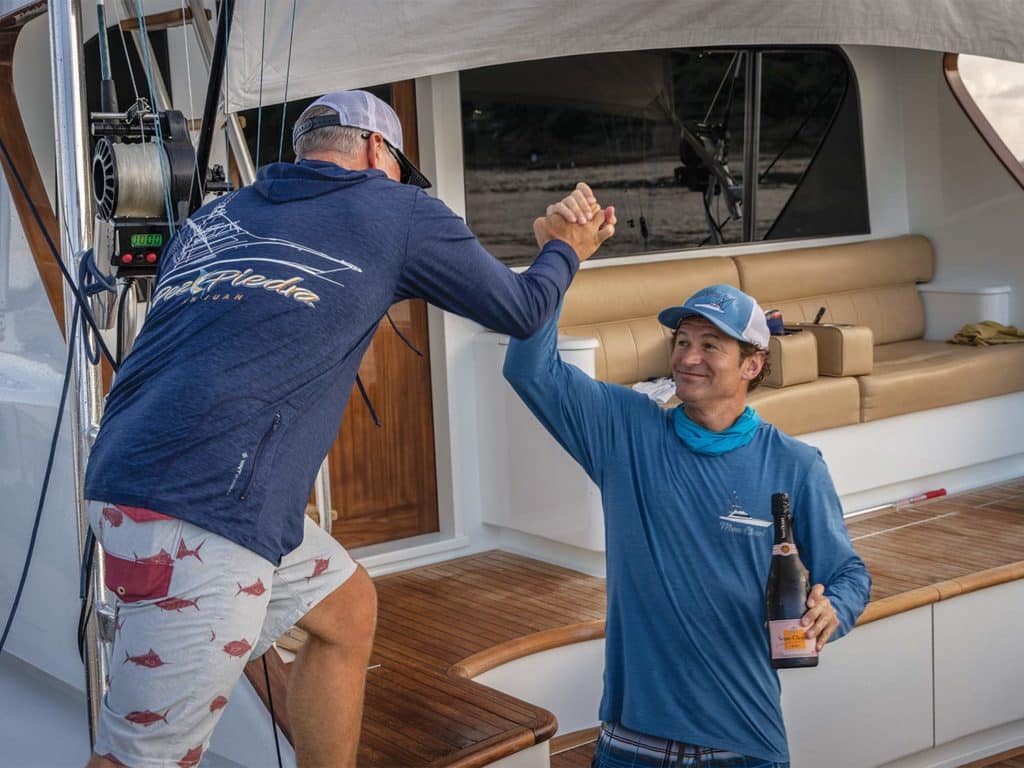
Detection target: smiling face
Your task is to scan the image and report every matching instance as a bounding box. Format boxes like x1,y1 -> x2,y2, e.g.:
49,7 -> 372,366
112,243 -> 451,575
671,316 -> 765,408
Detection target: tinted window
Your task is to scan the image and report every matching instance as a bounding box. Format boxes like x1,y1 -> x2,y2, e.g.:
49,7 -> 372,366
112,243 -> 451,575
461,48 -> 869,266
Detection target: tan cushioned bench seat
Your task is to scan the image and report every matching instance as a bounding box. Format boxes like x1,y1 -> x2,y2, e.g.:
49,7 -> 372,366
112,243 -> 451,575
748,378 -> 861,434
860,340 -> 1024,421
734,235 -> 934,345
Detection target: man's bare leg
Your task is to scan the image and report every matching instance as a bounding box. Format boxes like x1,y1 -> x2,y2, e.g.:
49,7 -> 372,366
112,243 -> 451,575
288,564 -> 378,768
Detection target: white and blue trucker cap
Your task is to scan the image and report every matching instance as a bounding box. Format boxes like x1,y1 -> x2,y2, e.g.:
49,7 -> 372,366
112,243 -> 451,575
292,90 -> 431,188
658,283 -> 770,350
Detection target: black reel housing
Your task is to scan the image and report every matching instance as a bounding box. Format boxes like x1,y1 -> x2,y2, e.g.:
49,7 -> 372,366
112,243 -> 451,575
91,101 -> 196,276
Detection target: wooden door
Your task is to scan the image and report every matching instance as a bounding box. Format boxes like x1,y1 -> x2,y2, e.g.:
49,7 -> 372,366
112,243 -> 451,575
323,81 -> 439,549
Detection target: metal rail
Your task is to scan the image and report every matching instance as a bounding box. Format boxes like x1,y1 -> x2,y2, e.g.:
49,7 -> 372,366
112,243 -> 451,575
48,0 -> 107,740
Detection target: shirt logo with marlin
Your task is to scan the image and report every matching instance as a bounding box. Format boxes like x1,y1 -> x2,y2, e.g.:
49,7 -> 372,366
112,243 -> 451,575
152,199 -> 363,309
719,492 -> 772,536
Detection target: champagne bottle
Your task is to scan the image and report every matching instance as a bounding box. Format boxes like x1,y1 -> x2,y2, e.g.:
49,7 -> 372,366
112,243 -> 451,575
765,492 -> 818,668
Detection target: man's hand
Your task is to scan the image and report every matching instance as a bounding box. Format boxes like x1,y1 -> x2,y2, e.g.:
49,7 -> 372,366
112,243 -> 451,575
534,182 -> 616,261
802,584 -> 840,652
547,182 -> 599,225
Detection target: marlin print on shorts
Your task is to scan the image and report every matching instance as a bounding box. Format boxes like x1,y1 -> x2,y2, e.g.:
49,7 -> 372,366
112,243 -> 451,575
134,549 -> 174,566
175,536 -> 205,562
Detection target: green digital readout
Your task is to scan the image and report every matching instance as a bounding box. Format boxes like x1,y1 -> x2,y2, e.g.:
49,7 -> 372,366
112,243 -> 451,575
129,232 -> 164,248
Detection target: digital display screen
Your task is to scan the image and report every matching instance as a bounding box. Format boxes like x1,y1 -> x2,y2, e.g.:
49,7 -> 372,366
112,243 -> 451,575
130,232 -> 164,248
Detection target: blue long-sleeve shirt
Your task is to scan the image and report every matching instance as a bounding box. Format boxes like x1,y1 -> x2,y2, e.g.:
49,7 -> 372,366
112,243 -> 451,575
503,309 -> 871,763
85,160 -> 579,564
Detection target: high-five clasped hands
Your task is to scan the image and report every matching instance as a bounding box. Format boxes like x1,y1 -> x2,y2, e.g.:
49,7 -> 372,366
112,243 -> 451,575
534,182 -> 616,261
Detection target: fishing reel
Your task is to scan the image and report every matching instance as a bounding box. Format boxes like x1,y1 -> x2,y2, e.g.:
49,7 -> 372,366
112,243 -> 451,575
88,98 -> 196,328
90,98 -> 195,275
675,122 -> 743,244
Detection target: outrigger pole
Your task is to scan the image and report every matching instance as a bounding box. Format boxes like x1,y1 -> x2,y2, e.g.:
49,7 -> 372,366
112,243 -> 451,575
48,0 -> 108,740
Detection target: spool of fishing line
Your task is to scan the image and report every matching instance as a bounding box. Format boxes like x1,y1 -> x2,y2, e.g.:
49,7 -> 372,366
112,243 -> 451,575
92,138 -> 169,219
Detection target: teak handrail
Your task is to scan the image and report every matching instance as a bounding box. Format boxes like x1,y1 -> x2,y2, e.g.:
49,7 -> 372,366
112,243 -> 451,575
944,52 -> 1024,193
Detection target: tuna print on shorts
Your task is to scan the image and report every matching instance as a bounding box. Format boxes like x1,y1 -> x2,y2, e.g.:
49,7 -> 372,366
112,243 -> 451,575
101,505 -> 124,528
222,638 -> 252,657
209,695 -> 229,712
124,648 -> 167,668
178,744 -> 204,767
236,578 -> 266,597
307,556 -> 330,582
155,596 -> 200,612
125,708 -> 170,726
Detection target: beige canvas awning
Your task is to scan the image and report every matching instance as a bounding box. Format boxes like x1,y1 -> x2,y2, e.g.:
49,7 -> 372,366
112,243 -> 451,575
225,0 -> 1024,111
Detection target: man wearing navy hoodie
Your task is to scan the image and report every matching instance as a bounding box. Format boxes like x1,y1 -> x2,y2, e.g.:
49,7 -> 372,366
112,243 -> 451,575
82,90 -> 615,768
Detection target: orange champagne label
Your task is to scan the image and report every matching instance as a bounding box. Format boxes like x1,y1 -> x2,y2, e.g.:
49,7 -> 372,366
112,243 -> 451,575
772,543 -> 798,556
768,619 -> 818,659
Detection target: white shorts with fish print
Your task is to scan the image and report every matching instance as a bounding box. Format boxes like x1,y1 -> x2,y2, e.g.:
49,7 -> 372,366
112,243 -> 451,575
86,501 -> 357,768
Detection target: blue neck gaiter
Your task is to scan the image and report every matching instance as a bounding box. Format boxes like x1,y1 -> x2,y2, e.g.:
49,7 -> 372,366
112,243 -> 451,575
673,405 -> 761,456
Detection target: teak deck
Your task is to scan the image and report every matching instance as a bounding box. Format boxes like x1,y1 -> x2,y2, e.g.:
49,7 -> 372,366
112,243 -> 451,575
245,479 -> 1024,767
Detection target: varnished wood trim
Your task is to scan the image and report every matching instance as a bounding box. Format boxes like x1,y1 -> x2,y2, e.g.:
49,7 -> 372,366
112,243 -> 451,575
0,1 -> 45,30
857,586 -> 942,626
118,7 -> 211,33
450,621 -> 606,679
949,561 -> 1024,596
0,4 -> 65,331
856,562 -> 1024,626
438,726 -> 545,768
944,52 -> 1024,192
550,727 -> 600,755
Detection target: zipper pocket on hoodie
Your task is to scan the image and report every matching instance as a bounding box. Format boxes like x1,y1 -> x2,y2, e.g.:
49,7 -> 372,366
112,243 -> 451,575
239,412 -> 282,501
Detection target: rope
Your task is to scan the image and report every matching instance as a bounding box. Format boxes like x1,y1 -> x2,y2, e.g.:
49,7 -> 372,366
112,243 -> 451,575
0,303 -> 78,658
0,135 -> 117,367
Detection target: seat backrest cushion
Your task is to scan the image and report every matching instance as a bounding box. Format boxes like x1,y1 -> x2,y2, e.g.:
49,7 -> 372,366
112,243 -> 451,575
734,235 -> 934,345
560,257 -> 740,384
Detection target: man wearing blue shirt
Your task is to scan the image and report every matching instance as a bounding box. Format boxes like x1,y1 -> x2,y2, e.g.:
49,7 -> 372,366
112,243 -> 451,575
503,279 -> 871,768
83,91 -> 614,768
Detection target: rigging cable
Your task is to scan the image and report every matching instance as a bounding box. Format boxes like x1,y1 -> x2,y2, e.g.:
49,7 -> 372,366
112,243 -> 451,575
132,0 -> 179,234
276,0 -> 298,162
254,0 -> 269,164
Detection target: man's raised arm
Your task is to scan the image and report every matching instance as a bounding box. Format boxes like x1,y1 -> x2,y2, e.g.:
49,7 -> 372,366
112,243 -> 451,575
396,183 -> 614,338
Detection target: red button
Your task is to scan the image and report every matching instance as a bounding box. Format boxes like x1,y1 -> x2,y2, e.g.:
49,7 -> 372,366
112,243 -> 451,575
145,252 -> 158,264
120,253 -> 133,264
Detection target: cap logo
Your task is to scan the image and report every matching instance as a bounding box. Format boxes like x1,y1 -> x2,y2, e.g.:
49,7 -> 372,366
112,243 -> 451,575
692,292 -> 735,314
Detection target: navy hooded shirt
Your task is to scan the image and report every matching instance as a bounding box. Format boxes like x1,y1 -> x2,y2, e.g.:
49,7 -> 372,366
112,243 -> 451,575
85,160 -> 580,563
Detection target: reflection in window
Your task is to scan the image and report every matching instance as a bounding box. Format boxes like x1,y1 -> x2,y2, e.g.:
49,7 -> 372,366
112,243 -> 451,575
958,55 -> 1024,164
461,48 -> 869,266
